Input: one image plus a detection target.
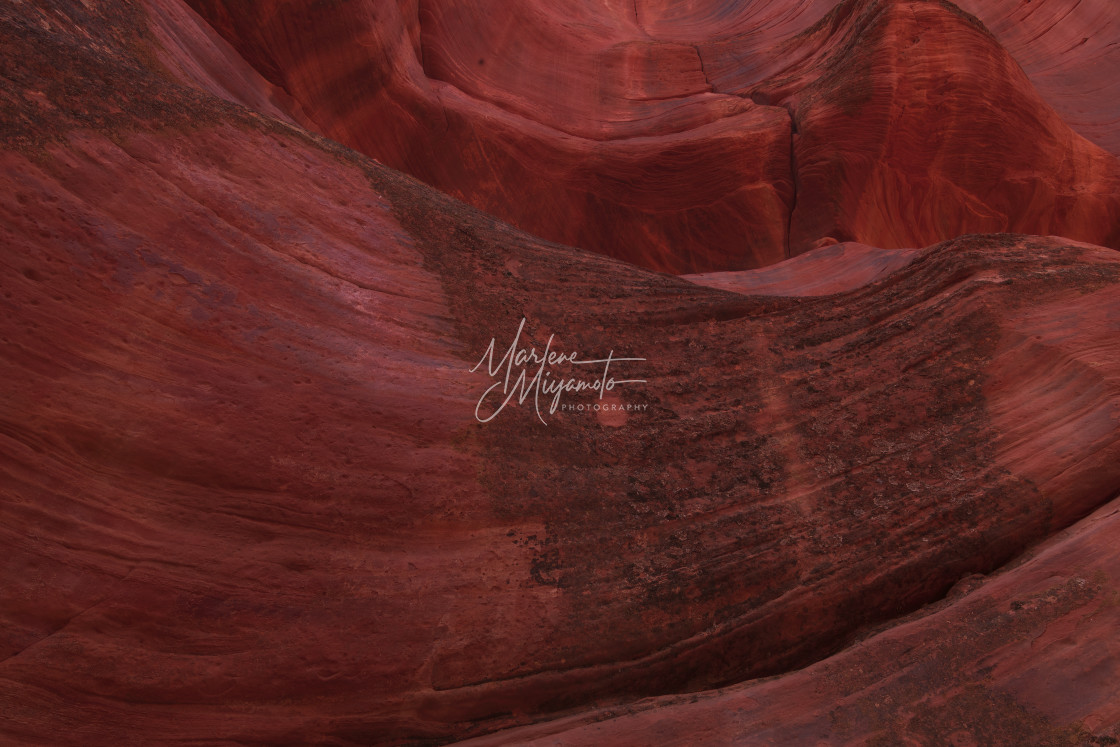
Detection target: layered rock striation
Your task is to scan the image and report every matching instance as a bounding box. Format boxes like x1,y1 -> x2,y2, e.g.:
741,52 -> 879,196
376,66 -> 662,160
179,0 -> 1120,271
2,0 -> 1120,745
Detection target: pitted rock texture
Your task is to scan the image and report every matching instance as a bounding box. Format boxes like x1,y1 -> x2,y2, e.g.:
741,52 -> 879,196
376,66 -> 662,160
2,1 -> 1120,745
459,497 -> 1120,746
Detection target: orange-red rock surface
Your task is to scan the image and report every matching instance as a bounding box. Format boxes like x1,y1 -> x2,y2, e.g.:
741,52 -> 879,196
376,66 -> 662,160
3,0 -> 1120,745
957,0 -> 1120,158
177,0 -> 1120,271
741,0 -> 1120,255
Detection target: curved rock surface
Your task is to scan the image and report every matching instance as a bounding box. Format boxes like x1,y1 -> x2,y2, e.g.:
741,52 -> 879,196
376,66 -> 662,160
179,0 -> 795,273
3,0 -> 1120,745
736,0 -> 1120,255
461,496 -> 1120,745
684,241 -> 920,296
957,0 -> 1120,157
178,0 -> 1120,271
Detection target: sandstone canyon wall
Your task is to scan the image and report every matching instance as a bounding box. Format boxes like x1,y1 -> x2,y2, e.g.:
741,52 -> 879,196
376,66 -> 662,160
2,0 -> 1120,745
178,0 -> 1120,271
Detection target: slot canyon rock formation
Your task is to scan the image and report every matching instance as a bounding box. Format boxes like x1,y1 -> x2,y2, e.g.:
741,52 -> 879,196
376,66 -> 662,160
176,0 -> 1120,271
1,0 -> 1120,745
